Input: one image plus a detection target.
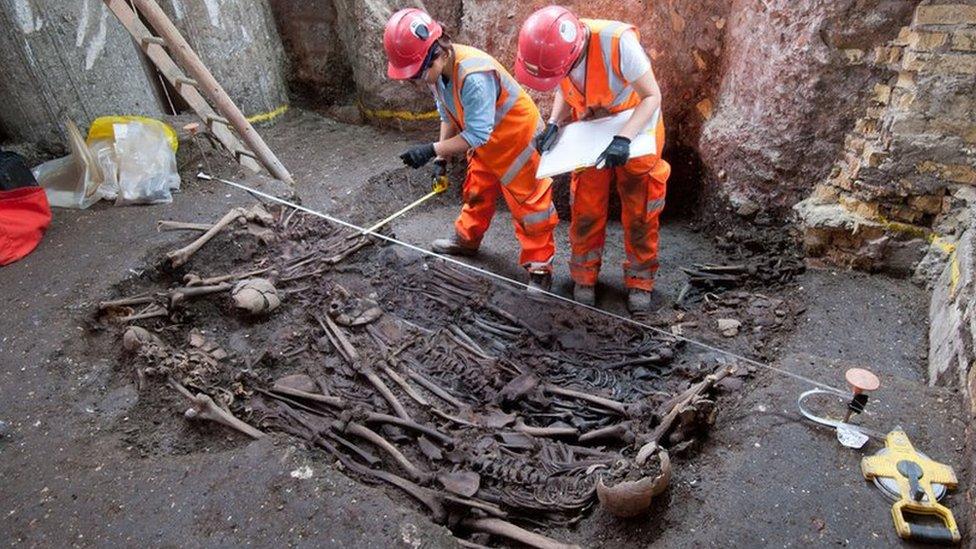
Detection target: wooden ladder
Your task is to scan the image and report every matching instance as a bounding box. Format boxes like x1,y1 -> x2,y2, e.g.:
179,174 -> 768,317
104,0 -> 294,185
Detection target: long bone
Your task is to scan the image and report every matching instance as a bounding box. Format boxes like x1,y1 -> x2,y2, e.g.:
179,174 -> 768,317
261,388 -> 427,481
543,384 -> 630,417
313,312 -> 411,421
166,207 -> 246,267
637,365 -> 734,454
170,380 -> 263,439
156,220 -> 212,232
183,267 -> 272,287
461,518 -> 580,549
267,384 -> 453,446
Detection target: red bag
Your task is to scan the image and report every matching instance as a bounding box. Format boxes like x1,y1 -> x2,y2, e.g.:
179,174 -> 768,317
0,186 -> 52,266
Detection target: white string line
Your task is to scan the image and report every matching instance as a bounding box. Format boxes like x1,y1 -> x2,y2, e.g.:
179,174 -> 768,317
205,173 -> 849,396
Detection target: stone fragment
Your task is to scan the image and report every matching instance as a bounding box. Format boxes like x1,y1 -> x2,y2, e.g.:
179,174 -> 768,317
717,319 -> 741,337
914,5 -> 976,27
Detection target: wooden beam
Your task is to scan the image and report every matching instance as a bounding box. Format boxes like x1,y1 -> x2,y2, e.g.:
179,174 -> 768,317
130,0 -> 295,185
103,0 -> 262,174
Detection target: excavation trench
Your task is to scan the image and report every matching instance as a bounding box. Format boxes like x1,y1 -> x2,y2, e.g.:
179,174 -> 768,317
88,162 -> 807,546
0,107 -> 961,546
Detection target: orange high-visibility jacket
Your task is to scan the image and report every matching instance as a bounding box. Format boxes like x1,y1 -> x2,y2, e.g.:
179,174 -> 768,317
558,19 -> 665,145
435,44 -> 544,202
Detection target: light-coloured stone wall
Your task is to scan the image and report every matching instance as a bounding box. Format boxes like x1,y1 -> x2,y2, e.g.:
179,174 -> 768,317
796,1 -> 976,276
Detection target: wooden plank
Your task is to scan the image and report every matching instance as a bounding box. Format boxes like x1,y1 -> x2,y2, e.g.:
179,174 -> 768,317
131,0 -> 295,185
103,0 -> 262,173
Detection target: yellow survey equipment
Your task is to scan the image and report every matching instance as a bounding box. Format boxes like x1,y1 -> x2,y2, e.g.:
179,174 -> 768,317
359,167 -> 450,236
432,172 -> 449,194
861,429 -> 960,544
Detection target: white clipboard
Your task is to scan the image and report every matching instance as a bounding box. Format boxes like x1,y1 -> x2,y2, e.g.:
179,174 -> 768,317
535,108 -> 659,179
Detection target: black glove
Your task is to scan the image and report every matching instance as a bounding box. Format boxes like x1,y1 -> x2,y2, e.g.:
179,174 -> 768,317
535,122 -> 559,153
432,157 -> 447,177
400,143 -> 437,169
595,135 -> 631,169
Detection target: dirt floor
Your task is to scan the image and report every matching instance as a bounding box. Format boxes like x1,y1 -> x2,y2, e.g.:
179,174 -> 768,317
0,109 -> 970,546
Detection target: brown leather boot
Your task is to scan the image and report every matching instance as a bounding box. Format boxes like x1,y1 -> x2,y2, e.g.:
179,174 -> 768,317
527,271 -> 552,293
573,284 -> 596,306
430,235 -> 478,256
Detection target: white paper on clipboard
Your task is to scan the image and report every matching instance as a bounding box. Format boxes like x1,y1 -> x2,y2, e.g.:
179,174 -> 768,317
535,108 -> 659,179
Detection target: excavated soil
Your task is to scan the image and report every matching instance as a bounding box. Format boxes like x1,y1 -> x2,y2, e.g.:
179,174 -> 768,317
84,197 -> 806,545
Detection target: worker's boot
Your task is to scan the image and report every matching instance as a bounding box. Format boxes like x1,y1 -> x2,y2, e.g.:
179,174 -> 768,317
573,283 -> 596,306
430,234 -> 478,257
627,289 -> 666,314
527,270 -> 552,293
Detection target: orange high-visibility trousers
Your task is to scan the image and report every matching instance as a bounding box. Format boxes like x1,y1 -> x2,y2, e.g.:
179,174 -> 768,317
454,154 -> 558,272
569,153 -> 670,290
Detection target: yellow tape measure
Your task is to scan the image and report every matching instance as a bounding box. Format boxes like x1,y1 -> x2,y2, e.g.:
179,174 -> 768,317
861,429 -> 960,544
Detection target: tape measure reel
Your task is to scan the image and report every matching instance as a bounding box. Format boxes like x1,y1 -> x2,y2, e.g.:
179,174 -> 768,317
798,368 -> 962,545
861,429 -> 960,544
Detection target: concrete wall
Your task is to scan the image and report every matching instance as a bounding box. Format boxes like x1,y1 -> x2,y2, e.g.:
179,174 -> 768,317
929,220 -> 976,393
0,0 -> 163,146
160,0 -> 289,116
0,0 -> 290,147
927,209 -> 975,536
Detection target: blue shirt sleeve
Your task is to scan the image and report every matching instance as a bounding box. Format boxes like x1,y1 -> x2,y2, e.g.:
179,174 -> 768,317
457,72 -> 498,148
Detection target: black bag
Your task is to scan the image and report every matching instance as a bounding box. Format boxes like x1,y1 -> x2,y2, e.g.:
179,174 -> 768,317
0,150 -> 38,191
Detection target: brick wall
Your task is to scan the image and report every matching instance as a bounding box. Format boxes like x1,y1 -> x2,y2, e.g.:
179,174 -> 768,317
795,1 -> 976,276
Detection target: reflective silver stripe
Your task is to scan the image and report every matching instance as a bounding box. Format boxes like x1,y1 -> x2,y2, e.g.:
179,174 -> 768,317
500,141 -> 536,185
494,73 -> 522,125
626,253 -> 657,265
599,22 -> 630,103
624,268 -> 656,281
521,204 -> 556,226
626,259 -> 659,271
646,198 -> 666,213
457,57 -> 492,80
570,248 -> 604,266
611,84 -> 634,107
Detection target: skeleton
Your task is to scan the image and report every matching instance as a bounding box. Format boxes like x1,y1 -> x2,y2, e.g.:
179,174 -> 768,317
106,208 -> 738,548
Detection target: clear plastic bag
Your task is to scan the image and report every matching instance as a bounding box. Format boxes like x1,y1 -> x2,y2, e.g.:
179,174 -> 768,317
33,119 -> 103,209
113,121 -> 180,205
90,139 -> 119,202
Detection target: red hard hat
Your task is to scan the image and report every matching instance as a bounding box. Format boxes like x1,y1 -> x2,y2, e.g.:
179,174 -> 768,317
514,6 -> 586,91
384,8 -> 443,80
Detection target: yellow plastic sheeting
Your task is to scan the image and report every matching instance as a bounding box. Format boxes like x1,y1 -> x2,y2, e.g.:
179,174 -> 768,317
87,116 -> 179,152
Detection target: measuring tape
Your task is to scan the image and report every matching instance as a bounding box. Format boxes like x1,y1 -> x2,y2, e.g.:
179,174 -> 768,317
358,172 -> 449,236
